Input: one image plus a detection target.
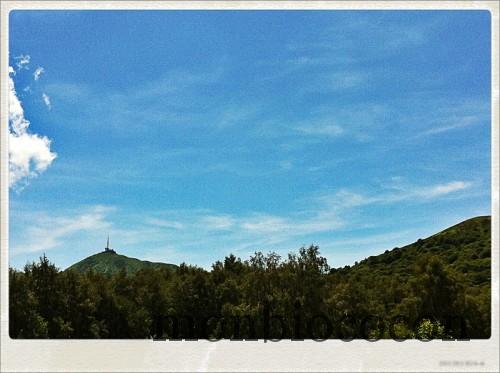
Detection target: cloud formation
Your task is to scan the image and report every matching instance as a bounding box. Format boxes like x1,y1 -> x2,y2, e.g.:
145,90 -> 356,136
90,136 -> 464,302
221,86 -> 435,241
296,122 -> 344,137
14,54 -> 30,71
316,180 -> 473,209
11,205 -> 112,254
413,181 -> 472,199
420,115 -> 485,137
9,66 -> 57,189
9,176 -> 477,268
42,93 -> 52,109
33,66 -> 45,81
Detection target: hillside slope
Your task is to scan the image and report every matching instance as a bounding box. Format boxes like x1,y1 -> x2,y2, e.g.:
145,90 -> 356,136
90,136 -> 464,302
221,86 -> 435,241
337,216 -> 491,287
65,251 -> 177,275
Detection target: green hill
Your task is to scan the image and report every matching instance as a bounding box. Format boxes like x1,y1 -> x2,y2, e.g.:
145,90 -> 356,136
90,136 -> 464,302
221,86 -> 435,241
65,251 -> 177,275
335,215 -> 491,287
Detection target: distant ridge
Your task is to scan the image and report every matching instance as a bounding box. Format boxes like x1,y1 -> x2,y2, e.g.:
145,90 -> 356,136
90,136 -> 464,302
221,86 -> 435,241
65,250 -> 177,275
339,215 -> 491,286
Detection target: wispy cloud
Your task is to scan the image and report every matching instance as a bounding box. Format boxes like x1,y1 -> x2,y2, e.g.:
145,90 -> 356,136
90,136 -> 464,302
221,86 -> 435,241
42,93 -> 52,109
143,207 -> 343,240
136,67 -> 224,99
9,176 -> 477,267
384,98 -> 492,141
409,181 -> 472,199
14,54 -> 30,71
296,121 -> 344,137
264,14 -> 432,83
200,215 -> 235,230
315,180 -> 474,209
45,64 -> 226,134
214,105 -> 260,129
299,72 -> 368,95
145,218 -> 184,230
130,203 -> 347,263
11,205 -> 113,254
282,103 -> 388,144
33,66 -> 45,81
320,15 -> 430,54
128,178 -> 472,258
419,115 -> 486,137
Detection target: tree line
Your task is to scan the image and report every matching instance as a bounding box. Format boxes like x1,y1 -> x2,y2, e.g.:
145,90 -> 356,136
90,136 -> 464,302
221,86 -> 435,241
9,246 -> 490,340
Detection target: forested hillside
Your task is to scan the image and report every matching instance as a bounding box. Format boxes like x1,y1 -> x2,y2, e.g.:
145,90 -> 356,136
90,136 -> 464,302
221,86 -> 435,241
9,216 -> 491,340
339,216 -> 490,285
66,251 -> 177,275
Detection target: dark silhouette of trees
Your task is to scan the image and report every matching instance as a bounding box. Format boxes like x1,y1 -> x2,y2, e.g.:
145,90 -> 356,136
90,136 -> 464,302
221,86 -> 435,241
9,240 -> 490,339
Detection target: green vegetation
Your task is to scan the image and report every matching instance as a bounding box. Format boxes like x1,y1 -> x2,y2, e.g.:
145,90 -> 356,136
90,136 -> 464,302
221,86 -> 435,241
66,251 -> 177,275
9,216 -> 491,339
342,216 -> 491,286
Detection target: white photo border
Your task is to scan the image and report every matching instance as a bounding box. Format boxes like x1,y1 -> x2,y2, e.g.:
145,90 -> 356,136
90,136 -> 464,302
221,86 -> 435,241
1,1 -> 499,372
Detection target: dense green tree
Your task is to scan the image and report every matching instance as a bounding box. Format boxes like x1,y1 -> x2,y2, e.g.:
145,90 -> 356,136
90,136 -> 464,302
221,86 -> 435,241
8,216 -> 491,339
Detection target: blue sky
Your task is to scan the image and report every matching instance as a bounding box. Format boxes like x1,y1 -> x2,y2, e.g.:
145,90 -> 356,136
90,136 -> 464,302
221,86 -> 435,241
8,10 -> 491,270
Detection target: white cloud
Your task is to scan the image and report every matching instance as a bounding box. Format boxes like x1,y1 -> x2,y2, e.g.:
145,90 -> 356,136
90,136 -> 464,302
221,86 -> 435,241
221,207 -> 344,238
380,179 -> 474,202
33,66 -> 45,81
14,54 -> 30,71
9,178 -> 475,267
240,214 -> 290,233
389,179 -> 470,201
201,215 -> 235,230
42,93 -> 52,109
413,181 -> 472,199
319,190 -> 378,208
420,115 -> 483,136
404,99 -> 490,140
122,180 -> 470,261
134,205 -> 344,260
9,67 -> 57,189
316,180 -> 473,209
